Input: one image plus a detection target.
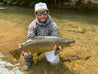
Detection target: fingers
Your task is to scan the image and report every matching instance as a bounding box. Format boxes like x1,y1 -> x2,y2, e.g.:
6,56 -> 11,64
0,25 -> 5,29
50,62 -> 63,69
58,46 -> 66,51
63,47 -> 66,49
28,52 -> 31,55
53,45 -> 57,50
18,44 -> 22,49
22,51 -> 32,57
22,51 -> 24,55
53,45 -> 65,50
24,52 -> 31,57
53,45 -> 66,51
58,46 -> 62,50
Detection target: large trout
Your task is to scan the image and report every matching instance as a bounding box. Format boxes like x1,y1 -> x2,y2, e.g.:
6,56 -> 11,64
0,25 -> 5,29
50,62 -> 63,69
9,36 -> 75,60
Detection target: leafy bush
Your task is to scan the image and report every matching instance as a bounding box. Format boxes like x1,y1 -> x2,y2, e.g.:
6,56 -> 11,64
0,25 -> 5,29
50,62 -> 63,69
71,0 -> 98,11
3,0 -> 47,7
3,0 -> 13,5
85,2 -> 97,11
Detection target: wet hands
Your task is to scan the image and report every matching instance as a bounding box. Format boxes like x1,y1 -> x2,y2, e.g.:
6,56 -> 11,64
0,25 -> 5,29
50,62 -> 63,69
22,51 -> 32,57
53,45 -> 66,51
18,44 -> 32,57
19,44 -> 65,57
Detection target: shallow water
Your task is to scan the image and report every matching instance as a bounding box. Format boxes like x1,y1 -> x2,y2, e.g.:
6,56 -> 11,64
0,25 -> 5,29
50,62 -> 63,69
0,5 -> 72,74
0,4 -> 98,74
0,53 -> 23,74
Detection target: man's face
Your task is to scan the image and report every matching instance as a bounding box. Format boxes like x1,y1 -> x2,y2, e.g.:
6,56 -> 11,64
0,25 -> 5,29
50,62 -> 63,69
35,9 -> 49,23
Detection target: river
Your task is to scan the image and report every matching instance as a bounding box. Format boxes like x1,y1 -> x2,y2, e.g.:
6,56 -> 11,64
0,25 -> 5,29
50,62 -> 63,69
0,4 -> 98,74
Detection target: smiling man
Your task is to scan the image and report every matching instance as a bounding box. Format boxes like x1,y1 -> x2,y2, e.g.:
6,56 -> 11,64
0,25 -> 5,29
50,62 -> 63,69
22,2 -> 65,71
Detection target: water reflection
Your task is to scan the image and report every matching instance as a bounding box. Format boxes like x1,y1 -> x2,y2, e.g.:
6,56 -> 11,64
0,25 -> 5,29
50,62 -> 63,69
0,53 -> 23,74
0,66 -> 23,74
0,7 -> 5,9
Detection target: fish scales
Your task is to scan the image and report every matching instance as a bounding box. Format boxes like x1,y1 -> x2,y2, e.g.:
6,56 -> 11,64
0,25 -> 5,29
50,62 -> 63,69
9,36 -> 75,60
21,36 -> 63,53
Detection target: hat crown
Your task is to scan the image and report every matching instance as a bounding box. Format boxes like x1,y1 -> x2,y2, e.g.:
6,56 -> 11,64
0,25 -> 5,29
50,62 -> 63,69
35,2 -> 48,12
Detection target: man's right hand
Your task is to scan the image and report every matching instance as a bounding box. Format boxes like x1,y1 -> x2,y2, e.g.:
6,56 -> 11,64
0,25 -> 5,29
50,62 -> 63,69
22,51 -> 32,57
19,44 -> 32,57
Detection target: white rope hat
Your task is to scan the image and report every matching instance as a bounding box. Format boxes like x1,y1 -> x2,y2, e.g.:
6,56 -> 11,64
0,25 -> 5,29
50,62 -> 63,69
35,2 -> 48,12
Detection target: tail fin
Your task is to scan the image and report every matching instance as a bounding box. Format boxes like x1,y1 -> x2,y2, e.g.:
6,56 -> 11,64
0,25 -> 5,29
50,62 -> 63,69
9,49 -> 21,60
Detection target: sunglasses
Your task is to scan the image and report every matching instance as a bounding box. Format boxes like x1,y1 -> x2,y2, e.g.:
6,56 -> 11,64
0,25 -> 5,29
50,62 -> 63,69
36,11 -> 48,16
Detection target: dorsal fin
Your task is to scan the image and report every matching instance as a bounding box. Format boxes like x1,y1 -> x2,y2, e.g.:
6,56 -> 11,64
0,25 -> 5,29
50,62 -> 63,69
21,36 -> 45,46
33,36 -> 45,40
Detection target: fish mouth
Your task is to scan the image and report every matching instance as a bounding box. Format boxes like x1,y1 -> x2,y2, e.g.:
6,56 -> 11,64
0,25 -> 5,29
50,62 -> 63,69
70,43 -> 75,46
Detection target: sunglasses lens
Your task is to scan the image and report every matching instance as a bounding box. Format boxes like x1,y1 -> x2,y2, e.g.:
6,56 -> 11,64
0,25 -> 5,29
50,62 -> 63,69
37,12 -> 42,16
43,11 -> 48,15
36,11 -> 48,16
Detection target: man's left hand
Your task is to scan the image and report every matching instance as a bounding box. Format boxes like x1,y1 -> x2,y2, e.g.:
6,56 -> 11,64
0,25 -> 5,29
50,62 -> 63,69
53,45 -> 65,51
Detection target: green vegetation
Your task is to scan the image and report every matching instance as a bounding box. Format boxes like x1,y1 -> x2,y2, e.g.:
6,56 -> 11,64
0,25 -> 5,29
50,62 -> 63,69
3,0 -> 47,6
72,0 -> 98,11
1,0 -> 98,12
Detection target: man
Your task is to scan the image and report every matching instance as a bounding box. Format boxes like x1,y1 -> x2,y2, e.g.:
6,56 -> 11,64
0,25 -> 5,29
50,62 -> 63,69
22,2 -> 65,71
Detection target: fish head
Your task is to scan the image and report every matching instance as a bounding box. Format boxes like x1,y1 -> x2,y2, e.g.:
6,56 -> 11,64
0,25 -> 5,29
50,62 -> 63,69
63,39 -> 75,47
